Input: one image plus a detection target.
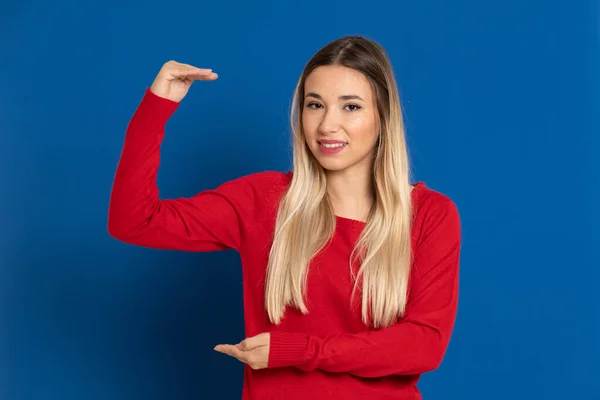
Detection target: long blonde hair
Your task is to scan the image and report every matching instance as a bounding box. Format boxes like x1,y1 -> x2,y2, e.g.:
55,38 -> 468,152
265,36 -> 413,329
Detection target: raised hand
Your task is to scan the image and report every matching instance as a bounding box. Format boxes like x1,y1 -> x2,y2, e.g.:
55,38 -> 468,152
149,60 -> 218,102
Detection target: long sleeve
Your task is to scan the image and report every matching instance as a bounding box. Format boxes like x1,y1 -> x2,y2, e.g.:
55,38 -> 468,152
108,88 -> 274,252
267,196 -> 461,378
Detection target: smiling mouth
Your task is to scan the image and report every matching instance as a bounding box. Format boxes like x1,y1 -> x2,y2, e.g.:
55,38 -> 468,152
317,141 -> 348,154
319,142 -> 347,149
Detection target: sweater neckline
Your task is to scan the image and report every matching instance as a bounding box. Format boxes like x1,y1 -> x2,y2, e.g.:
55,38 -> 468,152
334,181 -> 426,229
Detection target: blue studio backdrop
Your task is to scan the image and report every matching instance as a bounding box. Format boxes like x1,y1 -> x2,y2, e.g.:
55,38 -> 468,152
1,1 -> 598,399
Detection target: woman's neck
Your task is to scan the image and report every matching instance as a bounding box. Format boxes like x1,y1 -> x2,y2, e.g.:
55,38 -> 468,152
326,167 -> 374,222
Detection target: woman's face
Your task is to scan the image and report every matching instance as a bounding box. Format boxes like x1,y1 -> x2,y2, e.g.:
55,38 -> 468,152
302,65 -> 380,174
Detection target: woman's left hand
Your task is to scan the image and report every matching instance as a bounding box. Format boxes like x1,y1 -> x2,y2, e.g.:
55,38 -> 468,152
214,332 -> 270,370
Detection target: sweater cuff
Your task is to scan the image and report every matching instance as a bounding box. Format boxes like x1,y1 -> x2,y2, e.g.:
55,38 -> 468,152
268,331 -> 310,369
128,88 -> 180,133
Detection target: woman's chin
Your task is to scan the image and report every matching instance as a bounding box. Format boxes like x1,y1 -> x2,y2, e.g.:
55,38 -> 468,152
315,158 -> 350,172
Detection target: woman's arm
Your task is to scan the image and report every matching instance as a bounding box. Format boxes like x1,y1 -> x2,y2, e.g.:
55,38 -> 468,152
108,85 -> 270,252
267,196 -> 461,377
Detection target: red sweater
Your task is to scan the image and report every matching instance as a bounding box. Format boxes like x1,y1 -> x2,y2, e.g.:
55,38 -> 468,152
108,88 -> 462,400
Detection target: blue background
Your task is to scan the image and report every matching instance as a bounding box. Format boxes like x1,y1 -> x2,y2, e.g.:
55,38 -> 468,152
1,0 -> 598,398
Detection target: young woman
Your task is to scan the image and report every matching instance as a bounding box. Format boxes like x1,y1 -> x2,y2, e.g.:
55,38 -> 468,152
108,36 -> 461,400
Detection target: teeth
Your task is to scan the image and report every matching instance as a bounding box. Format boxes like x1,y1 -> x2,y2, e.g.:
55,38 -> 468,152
321,143 -> 346,148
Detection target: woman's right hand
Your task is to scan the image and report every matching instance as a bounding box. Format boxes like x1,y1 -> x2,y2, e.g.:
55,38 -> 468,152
149,60 -> 218,102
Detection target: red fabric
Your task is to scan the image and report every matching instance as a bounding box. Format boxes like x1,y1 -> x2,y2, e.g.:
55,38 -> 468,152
108,88 -> 462,400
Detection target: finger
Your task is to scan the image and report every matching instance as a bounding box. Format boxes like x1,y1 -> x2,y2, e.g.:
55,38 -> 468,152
169,66 -> 215,79
214,344 -> 242,357
214,344 -> 233,353
214,344 -> 247,362
237,338 -> 259,351
164,60 -> 210,72
186,71 -> 218,81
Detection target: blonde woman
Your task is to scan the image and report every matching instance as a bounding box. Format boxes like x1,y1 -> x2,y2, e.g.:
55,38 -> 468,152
108,36 -> 461,400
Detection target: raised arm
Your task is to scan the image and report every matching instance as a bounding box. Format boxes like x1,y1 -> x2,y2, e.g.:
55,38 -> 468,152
108,61 -> 261,252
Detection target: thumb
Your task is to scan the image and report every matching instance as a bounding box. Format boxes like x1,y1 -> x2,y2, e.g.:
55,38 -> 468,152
236,339 -> 251,351
237,336 -> 261,351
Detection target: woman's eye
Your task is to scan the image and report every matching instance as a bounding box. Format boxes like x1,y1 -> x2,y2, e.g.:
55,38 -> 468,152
345,104 -> 361,111
306,102 -> 322,109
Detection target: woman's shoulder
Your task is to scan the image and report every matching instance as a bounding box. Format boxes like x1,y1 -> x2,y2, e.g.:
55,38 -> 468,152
412,181 -> 457,207
411,181 -> 460,233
